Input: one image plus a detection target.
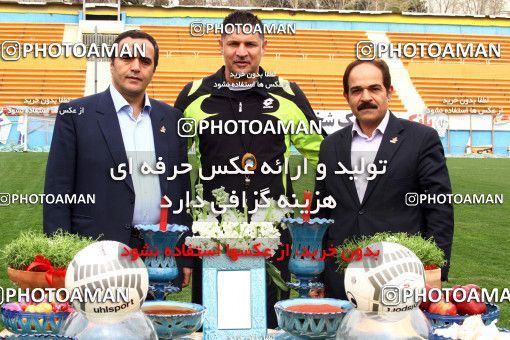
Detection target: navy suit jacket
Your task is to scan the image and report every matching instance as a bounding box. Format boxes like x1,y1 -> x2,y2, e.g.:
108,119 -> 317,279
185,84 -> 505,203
313,112 -> 454,299
43,89 -> 192,250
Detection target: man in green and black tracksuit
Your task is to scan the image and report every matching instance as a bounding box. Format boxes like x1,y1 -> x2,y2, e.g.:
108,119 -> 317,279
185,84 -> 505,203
174,10 -> 324,328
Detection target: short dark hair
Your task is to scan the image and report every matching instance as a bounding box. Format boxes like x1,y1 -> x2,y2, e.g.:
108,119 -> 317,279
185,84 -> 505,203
222,10 -> 264,40
343,59 -> 391,94
112,30 -> 159,70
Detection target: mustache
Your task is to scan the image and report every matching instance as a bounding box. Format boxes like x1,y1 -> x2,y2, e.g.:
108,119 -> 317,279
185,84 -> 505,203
357,102 -> 378,111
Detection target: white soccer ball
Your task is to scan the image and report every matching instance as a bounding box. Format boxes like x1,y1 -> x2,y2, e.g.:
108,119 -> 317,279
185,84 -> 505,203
65,241 -> 149,322
344,241 -> 425,314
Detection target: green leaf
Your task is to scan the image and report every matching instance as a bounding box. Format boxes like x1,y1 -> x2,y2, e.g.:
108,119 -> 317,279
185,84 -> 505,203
266,261 -> 289,292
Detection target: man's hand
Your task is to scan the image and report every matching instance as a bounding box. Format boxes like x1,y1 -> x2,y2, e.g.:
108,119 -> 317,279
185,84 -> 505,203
182,267 -> 192,288
309,288 -> 325,298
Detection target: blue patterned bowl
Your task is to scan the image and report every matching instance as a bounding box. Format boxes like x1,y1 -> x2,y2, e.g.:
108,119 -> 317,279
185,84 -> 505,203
274,298 -> 352,339
423,303 -> 499,327
1,335 -> 76,339
1,306 -> 71,335
142,300 -> 206,339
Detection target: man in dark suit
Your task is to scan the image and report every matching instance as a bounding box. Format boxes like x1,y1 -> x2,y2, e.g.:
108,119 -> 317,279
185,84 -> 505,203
312,59 -> 454,299
43,30 -> 192,286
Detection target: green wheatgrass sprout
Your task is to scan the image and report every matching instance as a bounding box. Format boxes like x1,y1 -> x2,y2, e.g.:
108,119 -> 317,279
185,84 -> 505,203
1,230 -> 95,270
335,232 -> 446,271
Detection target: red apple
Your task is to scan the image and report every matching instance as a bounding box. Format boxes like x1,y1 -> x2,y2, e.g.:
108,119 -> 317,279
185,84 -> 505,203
419,284 -> 434,310
428,300 -> 458,316
456,300 -> 487,315
449,284 -> 463,303
453,284 -> 485,315
464,284 -> 482,295
52,303 -> 69,312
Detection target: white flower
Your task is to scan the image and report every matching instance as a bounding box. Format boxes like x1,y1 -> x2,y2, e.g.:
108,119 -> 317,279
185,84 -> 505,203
188,187 -> 288,252
250,196 -> 291,226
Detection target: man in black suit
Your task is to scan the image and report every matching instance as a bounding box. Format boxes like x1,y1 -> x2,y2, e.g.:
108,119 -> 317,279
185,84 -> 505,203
43,30 -> 192,286
312,59 -> 454,299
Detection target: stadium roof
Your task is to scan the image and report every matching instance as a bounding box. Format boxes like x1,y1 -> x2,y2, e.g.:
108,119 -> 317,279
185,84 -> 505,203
0,2 -> 508,20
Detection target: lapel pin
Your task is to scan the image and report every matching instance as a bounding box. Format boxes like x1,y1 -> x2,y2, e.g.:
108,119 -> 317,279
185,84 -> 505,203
390,137 -> 398,144
160,126 -> 166,133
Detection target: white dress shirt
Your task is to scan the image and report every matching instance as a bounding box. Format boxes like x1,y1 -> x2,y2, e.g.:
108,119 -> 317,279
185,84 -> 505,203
351,110 -> 390,203
110,85 -> 161,225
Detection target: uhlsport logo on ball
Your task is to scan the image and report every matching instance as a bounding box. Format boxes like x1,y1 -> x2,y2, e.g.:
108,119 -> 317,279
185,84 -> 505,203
65,241 -> 149,322
344,241 -> 425,314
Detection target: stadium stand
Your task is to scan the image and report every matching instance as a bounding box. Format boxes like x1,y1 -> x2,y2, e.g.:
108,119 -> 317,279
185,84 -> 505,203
0,23 -> 86,106
148,70 -> 406,112
0,22 -> 64,44
405,63 -> 510,114
141,26 -> 367,59
0,7 -> 508,153
141,26 -> 407,111
387,32 -> 510,64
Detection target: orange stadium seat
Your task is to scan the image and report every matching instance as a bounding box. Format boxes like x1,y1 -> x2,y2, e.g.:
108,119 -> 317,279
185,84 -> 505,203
141,26 -> 366,60
147,71 -> 406,111
0,23 -> 86,107
387,32 -> 510,64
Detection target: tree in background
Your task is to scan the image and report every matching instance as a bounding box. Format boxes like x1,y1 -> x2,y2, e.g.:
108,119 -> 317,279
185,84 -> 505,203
426,0 -> 505,15
117,0 -> 505,15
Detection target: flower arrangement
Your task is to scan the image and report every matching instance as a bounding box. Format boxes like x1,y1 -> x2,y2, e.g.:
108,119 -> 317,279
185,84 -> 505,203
186,184 -> 291,254
186,185 -> 292,292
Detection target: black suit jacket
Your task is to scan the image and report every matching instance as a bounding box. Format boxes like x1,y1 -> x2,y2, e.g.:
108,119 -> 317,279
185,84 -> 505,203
313,112 -> 454,299
43,89 -> 192,256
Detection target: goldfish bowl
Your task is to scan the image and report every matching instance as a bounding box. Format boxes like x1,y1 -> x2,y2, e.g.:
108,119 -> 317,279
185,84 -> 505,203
274,298 -> 352,339
1,306 -> 71,335
423,303 -> 500,327
142,300 -> 206,339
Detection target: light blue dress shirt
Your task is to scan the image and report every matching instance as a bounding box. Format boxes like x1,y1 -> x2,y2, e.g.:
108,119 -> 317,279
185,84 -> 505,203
110,85 -> 162,225
350,110 -> 390,203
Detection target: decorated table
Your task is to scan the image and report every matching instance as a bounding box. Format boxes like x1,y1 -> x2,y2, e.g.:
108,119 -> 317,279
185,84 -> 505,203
1,191 -> 508,339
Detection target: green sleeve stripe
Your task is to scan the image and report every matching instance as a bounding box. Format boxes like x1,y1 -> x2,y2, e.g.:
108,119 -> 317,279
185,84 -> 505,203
278,77 -> 294,96
188,79 -> 203,96
264,93 -> 323,166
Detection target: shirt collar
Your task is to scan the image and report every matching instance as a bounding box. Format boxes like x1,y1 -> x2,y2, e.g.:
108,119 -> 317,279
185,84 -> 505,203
352,110 -> 390,139
109,85 -> 151,115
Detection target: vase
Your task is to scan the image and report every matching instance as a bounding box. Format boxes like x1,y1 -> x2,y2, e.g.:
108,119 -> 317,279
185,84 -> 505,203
7,267 -> 65,290
134,224 -> 188,300
425,268 -> 442,288
281,217 -> 334,298
202,253 -> 266,340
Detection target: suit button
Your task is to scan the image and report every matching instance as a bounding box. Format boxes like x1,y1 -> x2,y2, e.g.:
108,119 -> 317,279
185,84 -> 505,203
358,209 -> 366,215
